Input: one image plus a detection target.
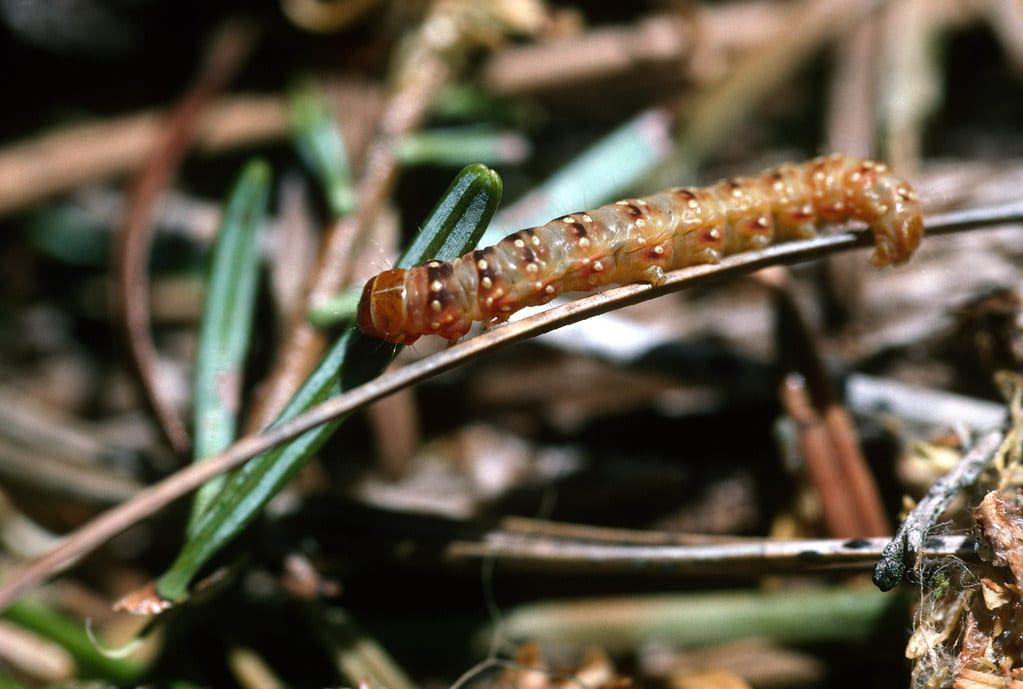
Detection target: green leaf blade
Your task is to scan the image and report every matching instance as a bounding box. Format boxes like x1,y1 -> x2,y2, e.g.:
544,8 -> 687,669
188,159 -> 271,532
157,163 -> 502,602
288,79 -> 356,218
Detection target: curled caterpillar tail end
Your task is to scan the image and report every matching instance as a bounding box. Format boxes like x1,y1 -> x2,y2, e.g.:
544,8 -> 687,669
869,207 -> 925,268
357,269 -> 417,344
865,172 -> 925,268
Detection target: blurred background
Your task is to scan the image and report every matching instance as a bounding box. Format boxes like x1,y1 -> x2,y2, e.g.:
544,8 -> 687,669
0,1 -> 1022,688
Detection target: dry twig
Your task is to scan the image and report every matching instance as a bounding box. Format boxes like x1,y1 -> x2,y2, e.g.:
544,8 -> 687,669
873,428 -> 1006,591
447,531 -> 974,577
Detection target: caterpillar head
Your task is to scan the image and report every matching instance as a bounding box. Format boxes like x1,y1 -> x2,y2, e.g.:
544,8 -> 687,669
357,269 -> 415,344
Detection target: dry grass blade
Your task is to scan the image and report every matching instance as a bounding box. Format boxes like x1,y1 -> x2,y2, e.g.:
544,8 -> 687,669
0,203 -> 1020,611
0,436 -> 140,504
0,96 -> 282,217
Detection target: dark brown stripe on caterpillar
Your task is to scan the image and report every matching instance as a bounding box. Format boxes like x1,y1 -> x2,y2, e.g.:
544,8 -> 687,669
357,154 -> 923,344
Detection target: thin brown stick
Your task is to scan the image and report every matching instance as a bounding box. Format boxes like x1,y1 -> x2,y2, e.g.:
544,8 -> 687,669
781,374 -> 866,538
765,269 -> 889,537
0,203 -> 1019,611
445,532 -> 974,576
113,21 -> 258,454
823,404 -> 889,533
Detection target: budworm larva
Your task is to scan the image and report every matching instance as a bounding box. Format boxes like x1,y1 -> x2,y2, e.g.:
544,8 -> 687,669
358,154 -> 923,344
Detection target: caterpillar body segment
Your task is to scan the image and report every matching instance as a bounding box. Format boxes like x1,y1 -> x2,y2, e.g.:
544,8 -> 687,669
357,155 -> 923,344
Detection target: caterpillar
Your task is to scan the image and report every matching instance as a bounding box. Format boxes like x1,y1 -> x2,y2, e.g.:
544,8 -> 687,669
358,154 -> 923,344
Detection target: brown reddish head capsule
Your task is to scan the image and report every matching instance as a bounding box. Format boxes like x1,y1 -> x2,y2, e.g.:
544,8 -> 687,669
357,269 -> 415,344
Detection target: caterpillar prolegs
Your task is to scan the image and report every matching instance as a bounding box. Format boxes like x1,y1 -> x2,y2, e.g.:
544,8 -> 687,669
358,154 -> 923,344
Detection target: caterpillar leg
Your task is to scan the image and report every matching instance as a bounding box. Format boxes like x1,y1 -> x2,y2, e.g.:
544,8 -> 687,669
481,311 -> 513,334
643,265 -> 667,287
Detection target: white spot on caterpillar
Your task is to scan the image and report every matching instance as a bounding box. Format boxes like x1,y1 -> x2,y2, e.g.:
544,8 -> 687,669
582,214 -> 593,223
430,280 -> 443,292
526,263 -> 539,273
531,235 -> 541,246
481,277 -> 493,289
431,300 -> 442,312
477,259 -> 488,270
428,261 -> 441,268
545,285 -> 555,295
514,239 -> 525,248
635,218 -> 646,228
653,246 -> 665,256
579,237 -> 591,248
534,281 -> 543,291
593,261 -> 604,272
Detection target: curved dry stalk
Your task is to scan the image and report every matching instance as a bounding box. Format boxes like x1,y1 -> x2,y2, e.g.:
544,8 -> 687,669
0,201 -> 1020,611
114,21 -> 258,454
